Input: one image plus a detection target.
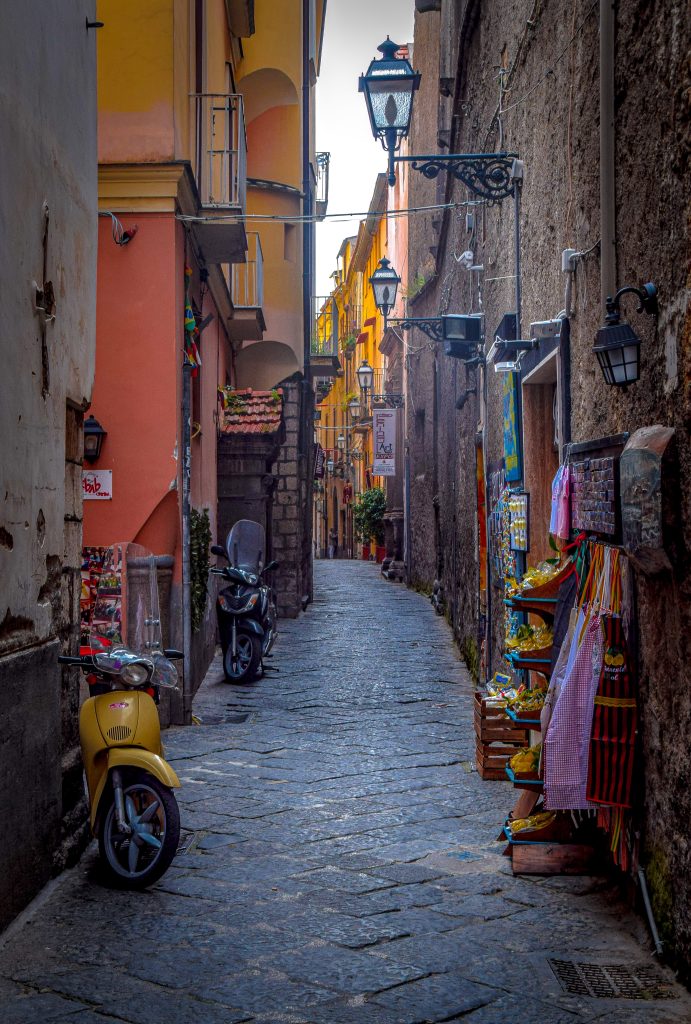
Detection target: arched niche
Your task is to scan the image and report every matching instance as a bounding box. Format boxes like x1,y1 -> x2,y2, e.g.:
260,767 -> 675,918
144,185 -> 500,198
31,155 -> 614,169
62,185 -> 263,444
234,340 -> 300,390
239,67 -> 299,125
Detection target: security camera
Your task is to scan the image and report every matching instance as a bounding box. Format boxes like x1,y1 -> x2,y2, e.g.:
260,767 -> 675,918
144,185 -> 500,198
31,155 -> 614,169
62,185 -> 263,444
530,319 -> 562,340
456,250 -> 475,269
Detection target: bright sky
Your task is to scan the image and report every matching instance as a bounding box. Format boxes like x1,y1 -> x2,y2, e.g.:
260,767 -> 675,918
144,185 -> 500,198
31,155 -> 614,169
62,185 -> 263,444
315,0 -> 415,297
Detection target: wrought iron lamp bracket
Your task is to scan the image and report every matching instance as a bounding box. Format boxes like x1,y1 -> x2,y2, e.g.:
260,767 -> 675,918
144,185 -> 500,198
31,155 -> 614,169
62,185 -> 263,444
395,152 -> 518,205
387,317 -> 443,341
371,394 -> 405,408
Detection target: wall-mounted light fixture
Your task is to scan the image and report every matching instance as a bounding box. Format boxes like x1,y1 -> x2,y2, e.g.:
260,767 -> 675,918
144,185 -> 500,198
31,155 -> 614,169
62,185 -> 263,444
356,359 -> 374,393
358,38 -> 420,187
593,283 -> 657,387
348,395 -> 361,418
336,433 -> 346,452
360,38 -> 520,202
369,258 -> 483,363
83,415 -> 107,463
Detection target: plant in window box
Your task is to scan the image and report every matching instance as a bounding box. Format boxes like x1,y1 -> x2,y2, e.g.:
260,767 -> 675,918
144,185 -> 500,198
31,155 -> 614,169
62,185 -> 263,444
342,333 -> 357,358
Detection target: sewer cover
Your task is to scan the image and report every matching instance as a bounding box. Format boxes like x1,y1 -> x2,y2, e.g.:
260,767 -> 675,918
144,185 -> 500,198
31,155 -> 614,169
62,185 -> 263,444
548,959 -> 677,1000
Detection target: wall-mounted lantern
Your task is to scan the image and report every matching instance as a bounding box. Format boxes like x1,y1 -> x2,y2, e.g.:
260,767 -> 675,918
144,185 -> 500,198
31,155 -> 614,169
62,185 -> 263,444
369,257 -> 401,318
83,415 -> 107,463
336,433 -> 346,452
356,359 -> 374,393
594,283 -> 657,387
359,38 -> 420,187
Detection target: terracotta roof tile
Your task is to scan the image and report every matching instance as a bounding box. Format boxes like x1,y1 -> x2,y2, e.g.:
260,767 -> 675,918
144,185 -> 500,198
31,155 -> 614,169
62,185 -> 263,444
219,388 -> 283,435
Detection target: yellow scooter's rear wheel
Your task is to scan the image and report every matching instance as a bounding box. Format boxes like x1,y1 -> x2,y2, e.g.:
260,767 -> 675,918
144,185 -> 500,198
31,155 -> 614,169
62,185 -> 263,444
98,771 -> 180,888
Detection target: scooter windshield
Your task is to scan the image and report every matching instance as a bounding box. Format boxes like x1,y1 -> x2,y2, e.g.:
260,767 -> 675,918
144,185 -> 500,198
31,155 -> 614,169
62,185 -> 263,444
89,543 -> 178,688
225,519 -> 266,574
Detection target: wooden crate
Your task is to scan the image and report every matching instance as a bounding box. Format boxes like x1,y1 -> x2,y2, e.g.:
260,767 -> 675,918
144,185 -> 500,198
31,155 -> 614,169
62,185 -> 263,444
475,739 -> 526,780
511,842 -> 598,875
473,692 -> 529,745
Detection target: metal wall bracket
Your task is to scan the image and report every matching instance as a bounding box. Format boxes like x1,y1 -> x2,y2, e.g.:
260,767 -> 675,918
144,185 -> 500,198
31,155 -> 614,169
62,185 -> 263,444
396,152 -> 519,204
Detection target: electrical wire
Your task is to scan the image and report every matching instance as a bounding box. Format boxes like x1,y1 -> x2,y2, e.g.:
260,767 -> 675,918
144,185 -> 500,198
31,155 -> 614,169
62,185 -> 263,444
497,0 -> 598,118
176,199 -> 479,228
99,210 -> 137,245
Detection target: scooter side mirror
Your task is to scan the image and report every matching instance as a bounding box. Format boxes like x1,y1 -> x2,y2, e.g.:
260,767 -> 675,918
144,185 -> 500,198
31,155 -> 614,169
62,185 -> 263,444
210,544 -> 226,557
264,560 -> 279,572
163,649 -> 184,660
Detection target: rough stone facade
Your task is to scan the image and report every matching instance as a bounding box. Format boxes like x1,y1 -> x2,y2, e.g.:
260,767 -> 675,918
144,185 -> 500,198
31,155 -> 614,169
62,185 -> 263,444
271,375 -> 314,617
0,2 -> 97,929
408,0 -> 690,978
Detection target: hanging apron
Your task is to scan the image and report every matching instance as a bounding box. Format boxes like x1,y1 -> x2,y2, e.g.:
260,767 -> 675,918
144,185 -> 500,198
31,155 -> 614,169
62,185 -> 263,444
586,613 -> 637,807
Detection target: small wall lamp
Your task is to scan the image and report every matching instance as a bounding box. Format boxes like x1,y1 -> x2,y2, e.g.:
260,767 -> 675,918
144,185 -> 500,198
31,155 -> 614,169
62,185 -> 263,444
83,415 -> 107,463
594,283 -> 658,387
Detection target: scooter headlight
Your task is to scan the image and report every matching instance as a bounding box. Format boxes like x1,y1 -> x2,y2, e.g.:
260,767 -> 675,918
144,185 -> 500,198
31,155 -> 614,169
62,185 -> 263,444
121,661 -> 151,686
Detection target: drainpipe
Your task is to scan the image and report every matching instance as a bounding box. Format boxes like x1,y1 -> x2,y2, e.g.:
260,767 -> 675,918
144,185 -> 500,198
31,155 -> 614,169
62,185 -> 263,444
600,0 -> 616,306
302,0 -> 312,381
181,361 -> 192,724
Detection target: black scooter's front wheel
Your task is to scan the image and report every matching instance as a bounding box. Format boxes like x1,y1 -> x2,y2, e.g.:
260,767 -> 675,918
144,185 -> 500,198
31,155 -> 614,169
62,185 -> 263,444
98,772 -> 180,889
224,632 -> 261,683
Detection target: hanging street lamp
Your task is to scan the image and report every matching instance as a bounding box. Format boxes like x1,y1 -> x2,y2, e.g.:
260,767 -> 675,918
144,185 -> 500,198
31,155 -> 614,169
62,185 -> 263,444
358,38 -> 421,188
369,257 -> 401,318
360,38 -> 519,201
348,394 -> 361,418
356,358 -> 374,393
593,283 -> 658,387
83,415 -> 107,463
336,432 -> 346,452
369,258 -> 483,361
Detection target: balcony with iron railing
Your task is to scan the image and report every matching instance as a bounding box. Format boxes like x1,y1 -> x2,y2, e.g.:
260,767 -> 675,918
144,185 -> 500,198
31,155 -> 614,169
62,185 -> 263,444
315,152 -> 330,221
310,296 -> 340,373
226,232 -> 265,342
191,93 -> 247,264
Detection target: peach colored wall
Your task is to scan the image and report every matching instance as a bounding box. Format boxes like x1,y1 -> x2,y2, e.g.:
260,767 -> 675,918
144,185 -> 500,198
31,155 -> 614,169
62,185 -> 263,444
246,106 -> 301,186
84,213 -> 180,557
97,0 -> 176,163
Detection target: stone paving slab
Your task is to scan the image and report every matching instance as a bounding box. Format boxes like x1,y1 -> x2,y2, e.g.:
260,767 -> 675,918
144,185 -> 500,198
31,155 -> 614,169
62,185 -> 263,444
0,561 -> 689,1023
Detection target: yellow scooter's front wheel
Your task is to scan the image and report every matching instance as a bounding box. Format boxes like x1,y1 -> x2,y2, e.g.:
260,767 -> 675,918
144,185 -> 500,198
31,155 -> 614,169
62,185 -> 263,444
98,771 -> 180,888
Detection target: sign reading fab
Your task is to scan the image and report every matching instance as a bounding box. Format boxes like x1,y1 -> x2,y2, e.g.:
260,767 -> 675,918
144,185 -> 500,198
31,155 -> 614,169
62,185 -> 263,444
83,470 -> 113,500
373,409 -> 396,476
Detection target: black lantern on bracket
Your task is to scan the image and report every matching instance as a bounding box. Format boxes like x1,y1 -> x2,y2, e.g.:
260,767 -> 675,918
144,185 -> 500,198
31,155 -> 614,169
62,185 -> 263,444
369,257 -> 401,318
356,359 -> 374,393
336,433 -> 346,452
349,395 -> 361,418
359,38 -> 421,187
83,415 -> 107,463
594,283 -> 657,387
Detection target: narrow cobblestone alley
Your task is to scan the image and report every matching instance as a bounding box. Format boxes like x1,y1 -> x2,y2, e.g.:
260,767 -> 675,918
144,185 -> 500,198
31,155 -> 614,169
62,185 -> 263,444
1,562 -> 689,1024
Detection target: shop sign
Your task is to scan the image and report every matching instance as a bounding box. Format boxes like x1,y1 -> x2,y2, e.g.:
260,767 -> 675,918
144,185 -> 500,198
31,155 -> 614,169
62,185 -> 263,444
373,409 -> 396,476
83,469 -> 113,500
313,443 -> 325,479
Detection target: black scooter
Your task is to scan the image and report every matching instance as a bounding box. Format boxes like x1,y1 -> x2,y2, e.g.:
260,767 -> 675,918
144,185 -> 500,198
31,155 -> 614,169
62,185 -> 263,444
210,520 -> 278,683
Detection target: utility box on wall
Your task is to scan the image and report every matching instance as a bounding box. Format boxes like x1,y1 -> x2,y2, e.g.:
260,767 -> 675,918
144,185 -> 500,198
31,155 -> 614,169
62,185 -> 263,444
620,425 -> 676,575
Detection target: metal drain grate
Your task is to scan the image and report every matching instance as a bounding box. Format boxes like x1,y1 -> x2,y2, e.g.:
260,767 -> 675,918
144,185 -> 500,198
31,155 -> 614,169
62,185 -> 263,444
548,959 -> 677,1000
197,712 -> 252,724
177,829 -> 206,854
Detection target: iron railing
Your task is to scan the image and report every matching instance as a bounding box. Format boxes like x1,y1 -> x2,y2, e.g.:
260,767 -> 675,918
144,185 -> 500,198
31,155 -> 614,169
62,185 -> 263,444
193,93 -> 247,209
312,296 -> 339,357
230,232 -> 264,308
315,152 -> 330,220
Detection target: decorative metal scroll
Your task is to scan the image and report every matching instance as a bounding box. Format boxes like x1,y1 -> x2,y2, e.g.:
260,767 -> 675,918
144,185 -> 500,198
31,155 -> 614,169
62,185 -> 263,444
397,152 -> 517,205
388,317 -> 444,341
371,393 -> 405,408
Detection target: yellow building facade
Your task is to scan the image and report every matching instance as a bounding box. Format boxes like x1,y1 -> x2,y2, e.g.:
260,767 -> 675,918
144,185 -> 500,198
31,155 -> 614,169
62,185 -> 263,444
314,175 -> 392,559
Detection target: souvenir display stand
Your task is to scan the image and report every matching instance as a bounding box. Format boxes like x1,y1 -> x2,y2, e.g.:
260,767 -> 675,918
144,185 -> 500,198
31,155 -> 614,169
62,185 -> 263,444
478,458 -> 638,876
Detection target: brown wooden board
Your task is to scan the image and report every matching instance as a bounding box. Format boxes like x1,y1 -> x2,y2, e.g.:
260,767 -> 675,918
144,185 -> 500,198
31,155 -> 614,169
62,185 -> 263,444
511,842 -> 598,875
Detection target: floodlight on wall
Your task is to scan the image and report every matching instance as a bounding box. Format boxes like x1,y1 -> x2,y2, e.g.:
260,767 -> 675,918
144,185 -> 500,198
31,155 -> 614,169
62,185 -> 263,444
593,282 -> 657,387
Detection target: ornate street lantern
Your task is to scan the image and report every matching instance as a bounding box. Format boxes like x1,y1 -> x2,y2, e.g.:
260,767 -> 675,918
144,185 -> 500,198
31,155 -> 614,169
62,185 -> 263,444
359,38 -> 420,186
369,257 -> 401,319
356,359 -> 374,393
336,433 -> 346,452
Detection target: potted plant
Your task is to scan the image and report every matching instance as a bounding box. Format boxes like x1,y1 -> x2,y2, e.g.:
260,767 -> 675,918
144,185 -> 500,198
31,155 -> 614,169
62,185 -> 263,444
353,487 -> 386,561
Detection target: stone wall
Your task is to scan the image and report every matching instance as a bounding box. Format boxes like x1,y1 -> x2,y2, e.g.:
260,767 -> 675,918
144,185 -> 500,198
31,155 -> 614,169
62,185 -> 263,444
0,2 -> 97,929
409,0 -> 691,976
272,375 -> 314,617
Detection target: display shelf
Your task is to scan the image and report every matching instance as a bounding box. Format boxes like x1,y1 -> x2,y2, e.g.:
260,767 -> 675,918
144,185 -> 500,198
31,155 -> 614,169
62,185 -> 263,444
506,561 -> 574,602
505,707 -> 542,728
504,594 -> 556,623
505,765 -> 544,790
504,648 -> 554,676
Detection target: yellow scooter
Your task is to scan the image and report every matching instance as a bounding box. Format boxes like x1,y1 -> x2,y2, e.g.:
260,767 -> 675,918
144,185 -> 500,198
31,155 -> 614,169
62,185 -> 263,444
60,543 -> 182,888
